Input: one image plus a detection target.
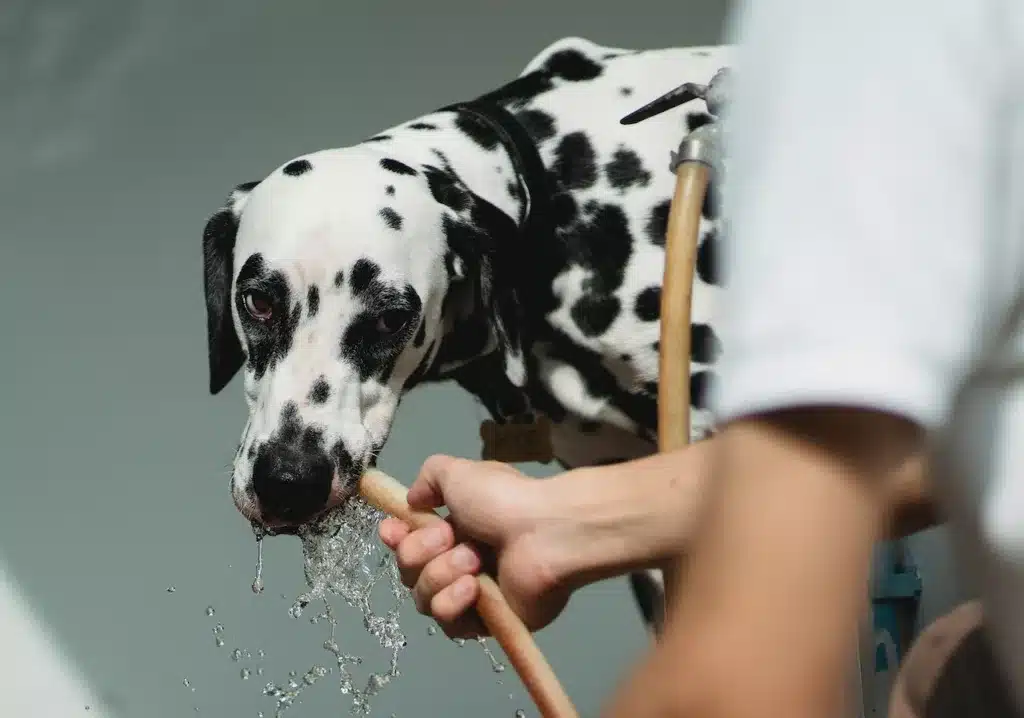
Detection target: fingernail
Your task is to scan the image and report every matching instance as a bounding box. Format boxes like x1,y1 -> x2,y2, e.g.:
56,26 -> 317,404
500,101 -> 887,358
422,525 -> 448,550
451,545 -> 478,571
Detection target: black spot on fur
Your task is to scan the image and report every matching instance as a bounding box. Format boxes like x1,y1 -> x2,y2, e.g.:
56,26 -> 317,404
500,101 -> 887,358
333,270 -> 344,288
645,200 -> 671,246
413,321 -> 426,348
690,370 -> 714,410
379,207 -> 403,230
514,109 -> 557,143
350,258 -> 381,297
543,49 -> 602,81
579,420 -> 602,433
634,286 -> 661,321
507,180 -> 523,202
424,166 -> 471,212
431,149 -> 456,174
385,185 -> 395,196
329,440 -> 358,487
652,340 -> 660,355
408,122 -> 438,130
564,203 -> 634,338
686,112 -> 715,132
283,159 -> 312,176
691,323 -> 720,364
235,254 -> 299,382
620,86 -> 633,96
365,134 -> 391,143
696,229 -> 719,285
570,294 -> 620,336
453,112 -> 501,151
380,158 -> 418,176
551,192 -> 579,229
605,148 -> 651,190
553,132 -> 598,190
306,285 -> 320,317
308,376 -> 330,404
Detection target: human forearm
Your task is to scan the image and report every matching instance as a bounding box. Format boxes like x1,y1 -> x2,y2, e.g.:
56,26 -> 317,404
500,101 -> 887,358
541,431 -> 937,593
542,442 -> 713,590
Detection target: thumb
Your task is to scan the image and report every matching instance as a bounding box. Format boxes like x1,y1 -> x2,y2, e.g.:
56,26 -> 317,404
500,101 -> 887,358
407,454 -> 464,510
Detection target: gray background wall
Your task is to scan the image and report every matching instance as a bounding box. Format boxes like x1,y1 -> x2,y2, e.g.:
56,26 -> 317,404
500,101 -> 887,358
0,1 -> 964,716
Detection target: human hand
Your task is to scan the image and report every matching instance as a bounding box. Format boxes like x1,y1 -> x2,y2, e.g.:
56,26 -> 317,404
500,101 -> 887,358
379,454 -> 574,639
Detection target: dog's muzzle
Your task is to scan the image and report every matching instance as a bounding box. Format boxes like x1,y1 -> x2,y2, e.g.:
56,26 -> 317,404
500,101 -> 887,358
250,442 -> 334,526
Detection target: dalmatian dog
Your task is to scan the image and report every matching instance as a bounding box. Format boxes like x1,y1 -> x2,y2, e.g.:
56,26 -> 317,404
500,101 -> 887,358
202,36 -> 729,634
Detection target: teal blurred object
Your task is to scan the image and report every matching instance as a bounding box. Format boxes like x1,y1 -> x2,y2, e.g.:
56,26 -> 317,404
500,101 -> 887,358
868,540 -> 923,715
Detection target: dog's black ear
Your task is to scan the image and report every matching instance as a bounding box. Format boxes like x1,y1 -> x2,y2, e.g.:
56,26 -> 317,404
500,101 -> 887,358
203,180 -> 259,395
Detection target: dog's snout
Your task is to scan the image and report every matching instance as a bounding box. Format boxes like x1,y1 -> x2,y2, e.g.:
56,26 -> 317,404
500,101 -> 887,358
251,442 -> 333,525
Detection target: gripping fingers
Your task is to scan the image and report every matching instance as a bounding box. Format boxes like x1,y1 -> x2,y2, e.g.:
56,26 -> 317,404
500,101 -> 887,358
432,575 -> 486,639
412,543 -> 481,616
395,522 -> 455,590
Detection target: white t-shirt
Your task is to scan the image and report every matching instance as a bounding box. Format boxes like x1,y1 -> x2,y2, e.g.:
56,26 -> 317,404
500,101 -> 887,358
715,0 -> 1024,708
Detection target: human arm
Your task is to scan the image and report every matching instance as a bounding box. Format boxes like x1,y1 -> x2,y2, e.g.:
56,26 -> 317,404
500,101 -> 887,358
381,434 -> 937,638
602,0 -> 1004,713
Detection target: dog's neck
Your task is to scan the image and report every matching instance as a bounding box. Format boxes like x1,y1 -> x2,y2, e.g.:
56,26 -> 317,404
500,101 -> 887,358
381,97 -> 557,420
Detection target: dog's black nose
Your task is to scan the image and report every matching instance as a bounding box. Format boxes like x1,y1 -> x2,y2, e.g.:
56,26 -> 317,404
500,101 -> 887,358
251,444 -> 333,525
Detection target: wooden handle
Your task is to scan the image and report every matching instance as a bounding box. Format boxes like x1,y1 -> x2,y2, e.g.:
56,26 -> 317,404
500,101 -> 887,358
656,162 -> 711,615
359,468 -> 579,718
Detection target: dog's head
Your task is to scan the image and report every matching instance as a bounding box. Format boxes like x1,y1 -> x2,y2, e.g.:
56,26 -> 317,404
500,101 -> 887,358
203,146 -> 527,531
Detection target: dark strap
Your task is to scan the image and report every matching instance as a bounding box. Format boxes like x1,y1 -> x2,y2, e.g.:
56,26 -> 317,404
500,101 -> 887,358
438,99 -> 555,245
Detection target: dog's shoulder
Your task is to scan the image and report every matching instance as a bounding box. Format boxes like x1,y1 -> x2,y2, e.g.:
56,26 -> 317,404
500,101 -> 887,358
518,36 -> 635,77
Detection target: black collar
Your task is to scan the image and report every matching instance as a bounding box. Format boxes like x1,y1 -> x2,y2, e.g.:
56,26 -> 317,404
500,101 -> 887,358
438,99 -> 555,250
436,99 -> 556,422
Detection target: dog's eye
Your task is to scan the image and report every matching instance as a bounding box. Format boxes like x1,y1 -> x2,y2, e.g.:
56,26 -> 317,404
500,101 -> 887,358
244,291 -> 273,321
375,309 -> 410,336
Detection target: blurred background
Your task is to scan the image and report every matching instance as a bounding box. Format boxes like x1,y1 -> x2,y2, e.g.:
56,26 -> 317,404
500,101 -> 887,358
0,1 -> 966,716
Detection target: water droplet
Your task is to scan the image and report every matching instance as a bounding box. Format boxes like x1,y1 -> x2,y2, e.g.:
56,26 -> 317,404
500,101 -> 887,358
183,678 -> 191,688
240,668 -> 251,680
257,649 -> 266,659
205,606 -> 215,617
231,648 -> 243,662
515,711 -> 526,718
452,637 -> 466,646
494,663 -> 506,673
84,707 -> 90,712
166,586 -> 176,593
213,623 -> 224,634
252,538 -> 265,594
508,693 -> 514,700
426,625 -> 437,636
215,638 -> 224,648
257,667 -> 264,676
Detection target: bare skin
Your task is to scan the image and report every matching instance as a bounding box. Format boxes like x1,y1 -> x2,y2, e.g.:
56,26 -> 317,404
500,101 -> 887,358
602,407 -> 925,718
379,427 -> 937,642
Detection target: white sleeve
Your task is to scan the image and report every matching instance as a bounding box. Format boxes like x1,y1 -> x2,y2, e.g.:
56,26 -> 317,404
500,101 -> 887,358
713,0 -> 1011,431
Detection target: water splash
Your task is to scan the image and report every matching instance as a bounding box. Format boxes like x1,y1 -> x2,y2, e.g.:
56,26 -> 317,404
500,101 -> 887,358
258,496 -> 409,716
475,637 -> 507,674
